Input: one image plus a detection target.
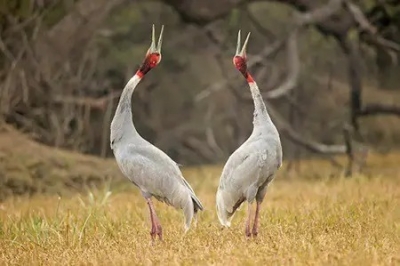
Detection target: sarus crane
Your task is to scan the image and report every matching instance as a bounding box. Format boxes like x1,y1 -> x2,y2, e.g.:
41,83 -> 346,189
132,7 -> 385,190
216,31 -> 283,237
110,25 -> 203,241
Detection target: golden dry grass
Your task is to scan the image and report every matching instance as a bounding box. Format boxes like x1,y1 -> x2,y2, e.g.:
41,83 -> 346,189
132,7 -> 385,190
0,164 -> 399,265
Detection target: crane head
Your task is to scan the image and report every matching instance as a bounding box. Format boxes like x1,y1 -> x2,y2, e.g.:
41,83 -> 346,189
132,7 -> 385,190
137,24 -> 164,77
233,30 -> 253,83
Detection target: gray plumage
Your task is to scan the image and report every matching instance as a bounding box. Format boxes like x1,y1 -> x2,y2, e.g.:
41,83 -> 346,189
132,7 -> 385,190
110,72 -> 203,233
216,33 -> 282,228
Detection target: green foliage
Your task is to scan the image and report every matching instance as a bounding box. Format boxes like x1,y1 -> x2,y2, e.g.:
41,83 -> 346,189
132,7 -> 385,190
0,0 -> 32,19
42,1 -> 68,27
40,0 -> 80,27
228,8 -> 240,28
0,0 -> 31,32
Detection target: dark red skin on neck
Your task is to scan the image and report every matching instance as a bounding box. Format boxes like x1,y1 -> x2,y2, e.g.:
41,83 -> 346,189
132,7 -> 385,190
136,53 -> 161,78
233,56 -> 254,83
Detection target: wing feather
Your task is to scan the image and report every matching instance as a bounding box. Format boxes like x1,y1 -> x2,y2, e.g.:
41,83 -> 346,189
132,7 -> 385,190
121,143 -> 203,209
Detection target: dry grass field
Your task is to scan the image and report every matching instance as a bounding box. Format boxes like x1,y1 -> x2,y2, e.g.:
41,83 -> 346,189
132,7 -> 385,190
0,163 -> 399,265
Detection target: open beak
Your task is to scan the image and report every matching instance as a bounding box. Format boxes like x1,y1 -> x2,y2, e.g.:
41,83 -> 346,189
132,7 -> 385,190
235,30 -> 251,57
149,24 -> 164,54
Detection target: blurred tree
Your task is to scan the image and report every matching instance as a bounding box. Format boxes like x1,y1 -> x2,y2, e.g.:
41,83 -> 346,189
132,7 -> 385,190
364,0 -> 400,90
0,0 -> 400,173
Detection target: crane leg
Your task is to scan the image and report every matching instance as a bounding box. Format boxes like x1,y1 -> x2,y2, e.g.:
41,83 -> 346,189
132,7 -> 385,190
252,201 -> 261,237
146,198 -> 162,241
245,202 -> 253,237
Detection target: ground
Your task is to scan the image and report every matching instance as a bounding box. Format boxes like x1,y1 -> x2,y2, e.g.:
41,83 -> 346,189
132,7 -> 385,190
0,126 -> 399,265
1,168 -> 400,265
0,125 -> 125,200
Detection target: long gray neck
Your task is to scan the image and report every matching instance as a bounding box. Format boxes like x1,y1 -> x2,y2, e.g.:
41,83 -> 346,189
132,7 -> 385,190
110,74 -> 141,147
248,81 -> 276,133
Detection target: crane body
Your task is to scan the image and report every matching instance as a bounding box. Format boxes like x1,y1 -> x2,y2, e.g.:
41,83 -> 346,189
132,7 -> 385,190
110,25 -> 203,241
216,31 -> 282,237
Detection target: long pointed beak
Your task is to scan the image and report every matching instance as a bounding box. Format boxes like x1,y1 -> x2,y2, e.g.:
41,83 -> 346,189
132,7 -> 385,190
241,32 -> 250,56
157,25 -> 164,52
235,30 -> 251,57
236,30 -> 241,55
149,24 -> 164,53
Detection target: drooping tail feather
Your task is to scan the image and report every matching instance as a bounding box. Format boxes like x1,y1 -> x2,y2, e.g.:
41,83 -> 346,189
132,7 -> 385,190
192,195 -> 204,214
181,177 -> 203,213
216,190 -> 231,227
181,191 -> 203,232
216,190 -> 245,227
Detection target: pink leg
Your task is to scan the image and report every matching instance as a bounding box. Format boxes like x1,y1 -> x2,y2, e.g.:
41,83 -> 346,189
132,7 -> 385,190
252,201 -> 261,237
146,199 -> 162,241
245,203 -> 252,238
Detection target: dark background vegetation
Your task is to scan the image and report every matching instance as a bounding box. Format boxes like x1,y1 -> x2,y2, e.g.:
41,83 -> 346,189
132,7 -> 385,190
1,0 -> 400,172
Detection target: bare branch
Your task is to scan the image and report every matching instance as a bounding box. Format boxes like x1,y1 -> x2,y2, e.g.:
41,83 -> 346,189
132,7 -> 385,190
227,81 -> 349,156
343,124 -> 354,176
358,104 -> 400,117
182,137 -> 216,162
245,7 -> 276,39
296,0 -> 344,26
338,37 -> 363,132
344,0 -> 400,60
162,0 -> 254,25
344,1 -> 377,34
264,29 -> 300,99
52,91 -> 121,110
195,0 -> 347,102
195,38 -> 285,102
265,0 -> 346,98
269,105 -> 347,154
